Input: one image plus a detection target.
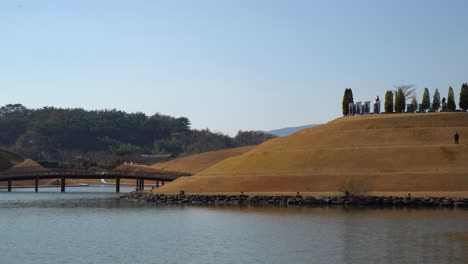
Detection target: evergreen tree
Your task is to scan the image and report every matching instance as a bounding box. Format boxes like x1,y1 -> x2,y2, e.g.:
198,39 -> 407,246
394,88 -> 405,113
459,83 -> 468,111
410,96 -> 418,112
432,88 -> 441,112
394,84 -> 416,101
341,88 -> 354,116
448,86 -> 456,111
384,90 -> 394,113
421,88 -> 431,111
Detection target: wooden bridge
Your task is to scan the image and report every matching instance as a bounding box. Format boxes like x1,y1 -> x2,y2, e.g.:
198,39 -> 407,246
0,168 -> 191,193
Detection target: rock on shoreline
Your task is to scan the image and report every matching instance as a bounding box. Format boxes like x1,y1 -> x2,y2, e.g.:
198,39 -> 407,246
120,192 -> 468,208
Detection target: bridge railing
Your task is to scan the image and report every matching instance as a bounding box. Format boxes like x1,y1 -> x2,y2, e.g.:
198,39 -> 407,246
0,168 -> 191,181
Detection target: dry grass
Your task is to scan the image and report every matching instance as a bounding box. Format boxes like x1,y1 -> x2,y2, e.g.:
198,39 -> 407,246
112,163 -> 178,185
5,159 -> 47,172
151,146 -> 253,174
157,113 -> 468,194
113,163 -> 159,172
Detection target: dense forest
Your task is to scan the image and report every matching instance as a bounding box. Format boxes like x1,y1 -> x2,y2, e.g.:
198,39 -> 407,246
0,104 -> 275,167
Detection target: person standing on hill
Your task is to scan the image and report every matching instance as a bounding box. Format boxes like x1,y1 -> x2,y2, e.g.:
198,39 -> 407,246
454,132 -> 460,144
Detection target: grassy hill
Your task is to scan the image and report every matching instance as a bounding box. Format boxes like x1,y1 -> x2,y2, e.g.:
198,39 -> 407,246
157,113 -> 468,195
0,149 -> 24,171
151,146 -> 254,174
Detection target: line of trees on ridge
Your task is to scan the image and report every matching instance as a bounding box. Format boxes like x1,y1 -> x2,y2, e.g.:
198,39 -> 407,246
343,83 -> 468,114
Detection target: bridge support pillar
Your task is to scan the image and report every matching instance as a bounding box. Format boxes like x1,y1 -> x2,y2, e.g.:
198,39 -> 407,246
116,178 -> 120,193
156,180 -> 159,188
140,179 -> 144,191
35,178 -> 39,192
162,181 -> 164,186
7,180 -> 11,192
61,178 -> 66,193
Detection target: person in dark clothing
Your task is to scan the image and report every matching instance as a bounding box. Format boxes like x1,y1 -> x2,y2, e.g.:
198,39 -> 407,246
454,132 -> 460,144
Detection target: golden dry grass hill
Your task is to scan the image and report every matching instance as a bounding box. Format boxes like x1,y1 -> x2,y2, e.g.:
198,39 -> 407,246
157,113 -> 468,195
0,158 -> 54,187
151,146 -> 254,174
5,159 -> 47,173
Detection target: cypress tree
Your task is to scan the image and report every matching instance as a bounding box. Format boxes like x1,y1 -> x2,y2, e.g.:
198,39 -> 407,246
421,88 -> 431,111
342,89 -> 349,116
342,88 -> 354,116
394,88 -> 405,113
410,96 -> 418,112
448,86 -> 456,111
459,83 -> 468,111
384,90 -> 394,113
432,88 -> 441,112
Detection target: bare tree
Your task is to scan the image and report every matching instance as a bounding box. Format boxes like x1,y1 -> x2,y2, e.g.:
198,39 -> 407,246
394,85 -> 416,102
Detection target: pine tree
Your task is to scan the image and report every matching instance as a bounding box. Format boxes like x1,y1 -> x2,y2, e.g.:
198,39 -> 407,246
394,88 -> 405,113
410,96 -> 418,112
432,88 -> 441,112
342,88 -> 354,115
384,90 -> 394,113
459,83 -> 468,111
447,86 -> 456,111
421,88 -> 431,111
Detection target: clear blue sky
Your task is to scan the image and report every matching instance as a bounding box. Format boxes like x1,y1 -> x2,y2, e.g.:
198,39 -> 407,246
1,0 -> 467,135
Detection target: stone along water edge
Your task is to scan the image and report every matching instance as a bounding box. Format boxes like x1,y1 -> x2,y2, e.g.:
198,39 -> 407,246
121,191 -> 468,208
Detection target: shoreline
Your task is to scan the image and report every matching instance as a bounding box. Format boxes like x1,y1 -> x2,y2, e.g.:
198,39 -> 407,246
121,191 -> 468,208
152,191 -> 468,198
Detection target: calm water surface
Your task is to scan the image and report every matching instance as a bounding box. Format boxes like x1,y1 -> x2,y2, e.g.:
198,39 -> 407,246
0,186 -> 467,264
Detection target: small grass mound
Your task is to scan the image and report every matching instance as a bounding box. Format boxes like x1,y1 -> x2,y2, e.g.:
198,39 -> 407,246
5,159 -> 47,173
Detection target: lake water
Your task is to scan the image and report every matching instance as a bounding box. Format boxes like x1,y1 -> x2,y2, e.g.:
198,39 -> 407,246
0,186 -> 467,264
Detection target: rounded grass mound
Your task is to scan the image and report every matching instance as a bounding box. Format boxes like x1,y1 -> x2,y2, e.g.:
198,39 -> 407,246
157,113 -> 468,194
5,159 -> 47,173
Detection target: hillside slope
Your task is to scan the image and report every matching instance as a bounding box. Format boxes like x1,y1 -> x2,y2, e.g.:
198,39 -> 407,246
0,149 -> 24,171
151,146 -> 254,174
157,113 -> 468,194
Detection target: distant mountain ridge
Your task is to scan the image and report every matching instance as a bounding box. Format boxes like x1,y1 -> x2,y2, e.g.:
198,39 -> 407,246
267,124 -> 318,137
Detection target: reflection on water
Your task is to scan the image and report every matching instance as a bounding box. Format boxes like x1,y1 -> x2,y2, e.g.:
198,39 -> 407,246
0,186 -> 466,264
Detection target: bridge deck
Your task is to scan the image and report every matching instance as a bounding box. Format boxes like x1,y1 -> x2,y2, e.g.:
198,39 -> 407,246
0,169 -> 191,192
0,169 -> 190,181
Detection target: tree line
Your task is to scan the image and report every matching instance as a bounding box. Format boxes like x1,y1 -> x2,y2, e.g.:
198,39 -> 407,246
342,83 -> 468,114
0,104 -> 275,166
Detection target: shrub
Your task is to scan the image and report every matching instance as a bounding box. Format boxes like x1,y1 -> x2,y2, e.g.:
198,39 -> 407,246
339,176 -> 373,196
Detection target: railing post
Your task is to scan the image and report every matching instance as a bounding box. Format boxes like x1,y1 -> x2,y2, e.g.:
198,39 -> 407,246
61,178 -> 66,193
35,178 -> 39,192
162,181 -> 164,186
7,180 -> 12,192
116,177 -> 120,193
